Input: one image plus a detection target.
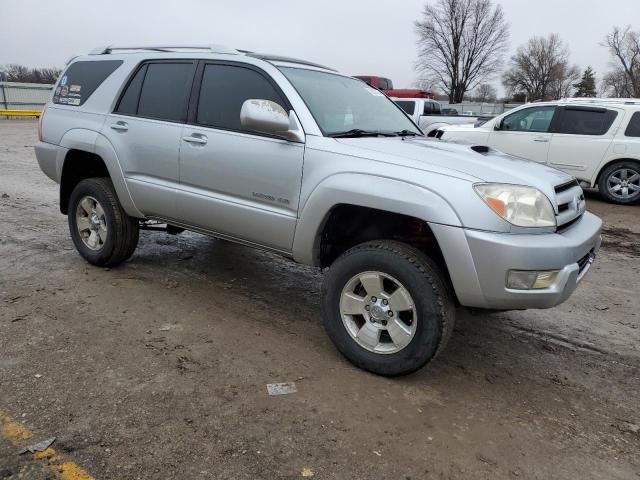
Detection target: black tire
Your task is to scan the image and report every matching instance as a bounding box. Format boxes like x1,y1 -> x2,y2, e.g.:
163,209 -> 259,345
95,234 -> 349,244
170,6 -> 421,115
321,240 -> 455,377
68,178 -> 139,267
598,161 -> 640,205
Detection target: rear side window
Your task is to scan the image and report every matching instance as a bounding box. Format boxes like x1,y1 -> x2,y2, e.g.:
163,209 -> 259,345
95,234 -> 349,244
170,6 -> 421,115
396,101 -> 415,115
423,101 -> 440,115
116,65 -> 146,115
196,64 -> 286,133
554,107 -> 618,136
53,60 -> 122,106
378,78 -> 392,90
625,112 -> 640,137
115,62 -> 195,122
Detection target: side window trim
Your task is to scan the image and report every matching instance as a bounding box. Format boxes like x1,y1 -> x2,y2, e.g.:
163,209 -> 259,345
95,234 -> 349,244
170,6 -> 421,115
113,59 -> 196,124
187,60 -> 294,139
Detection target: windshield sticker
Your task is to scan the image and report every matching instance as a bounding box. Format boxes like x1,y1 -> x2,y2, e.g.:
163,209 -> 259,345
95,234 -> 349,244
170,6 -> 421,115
60,86 -> 69,97
54,86 -> 61,95
69,85 -> 81,92
60,75 -> 68,86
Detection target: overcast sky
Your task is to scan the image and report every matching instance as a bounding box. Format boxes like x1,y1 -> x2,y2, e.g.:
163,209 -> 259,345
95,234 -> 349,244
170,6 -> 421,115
1,0 -> 638,94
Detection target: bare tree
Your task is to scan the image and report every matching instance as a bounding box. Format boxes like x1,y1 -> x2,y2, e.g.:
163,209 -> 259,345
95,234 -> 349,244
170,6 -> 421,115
602,26 -> 640,97
471,83 -> 497,102
502,34 -> 579,101
1,64 -> 62,84
601,67 -> 634,97
549,64 -> 580,99
415,0 -> 509,103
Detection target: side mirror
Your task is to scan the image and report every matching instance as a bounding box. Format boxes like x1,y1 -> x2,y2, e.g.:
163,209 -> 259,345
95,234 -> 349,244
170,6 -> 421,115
494,119 -> 503,130
240,99 -> 304,143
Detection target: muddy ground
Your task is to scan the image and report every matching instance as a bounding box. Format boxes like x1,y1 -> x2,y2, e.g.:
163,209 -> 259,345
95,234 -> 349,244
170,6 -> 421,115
1,120 -> 639,479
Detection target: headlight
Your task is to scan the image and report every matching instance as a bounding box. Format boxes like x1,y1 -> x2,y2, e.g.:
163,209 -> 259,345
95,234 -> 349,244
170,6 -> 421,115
473,183 -> 556,228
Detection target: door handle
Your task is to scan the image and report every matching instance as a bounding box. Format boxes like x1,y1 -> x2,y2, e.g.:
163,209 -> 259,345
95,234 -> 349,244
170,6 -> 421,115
110,121 -> 128,132
182,134 -> 208,145
534,137 -> 549,143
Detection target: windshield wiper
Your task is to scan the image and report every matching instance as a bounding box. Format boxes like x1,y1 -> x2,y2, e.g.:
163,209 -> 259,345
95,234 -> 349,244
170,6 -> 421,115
395,130 -> 421,137
328,129 -> 396,138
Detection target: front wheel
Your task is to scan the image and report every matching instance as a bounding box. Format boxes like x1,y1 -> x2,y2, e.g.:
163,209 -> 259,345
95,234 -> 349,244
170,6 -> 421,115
321,240 -> 455,377
68,178 -> 139,267
598,161 -> 640,205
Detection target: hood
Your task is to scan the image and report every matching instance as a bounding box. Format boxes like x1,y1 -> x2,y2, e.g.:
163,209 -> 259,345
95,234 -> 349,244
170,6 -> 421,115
336,137 -> 574,201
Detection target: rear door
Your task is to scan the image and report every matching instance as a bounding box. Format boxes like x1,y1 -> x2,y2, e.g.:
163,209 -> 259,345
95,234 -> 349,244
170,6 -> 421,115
177,62 -> 304,252
488,105 -> 558,163
547,106 -> 620,180
102,60 -> 196,219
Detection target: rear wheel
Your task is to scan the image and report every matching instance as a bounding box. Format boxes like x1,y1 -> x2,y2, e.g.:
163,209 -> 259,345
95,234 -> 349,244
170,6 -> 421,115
321,240 -> 455,376
68,178 -> 139,267
598,161 -> 640,204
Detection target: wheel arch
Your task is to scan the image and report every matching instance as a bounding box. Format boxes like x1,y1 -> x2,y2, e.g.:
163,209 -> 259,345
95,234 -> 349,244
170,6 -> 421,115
594,157 -> 640,187
58,131 -> 142,218
293,173 -> 461,273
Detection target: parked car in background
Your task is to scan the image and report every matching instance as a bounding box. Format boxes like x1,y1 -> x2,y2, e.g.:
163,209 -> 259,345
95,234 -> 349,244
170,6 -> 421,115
437,98 -> 640,204
393,98 -> 490,137
354,75 -> 434,99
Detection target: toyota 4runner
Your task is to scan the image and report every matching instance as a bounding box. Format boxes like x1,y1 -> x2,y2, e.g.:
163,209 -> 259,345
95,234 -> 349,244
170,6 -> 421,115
35,45 -> 602,376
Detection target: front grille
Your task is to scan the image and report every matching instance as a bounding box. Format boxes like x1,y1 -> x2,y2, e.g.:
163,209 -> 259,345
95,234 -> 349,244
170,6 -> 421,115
555,179 -> 580,194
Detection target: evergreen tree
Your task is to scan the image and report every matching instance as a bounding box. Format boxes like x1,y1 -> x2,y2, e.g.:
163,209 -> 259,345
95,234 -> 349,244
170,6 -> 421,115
573,67 -> 597,97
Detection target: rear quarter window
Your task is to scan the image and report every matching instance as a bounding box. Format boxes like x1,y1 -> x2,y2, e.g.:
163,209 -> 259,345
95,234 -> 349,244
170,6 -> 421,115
53,60 -> 122,106
396,101 -> 415,115
625,112 -> 640,137
554,107 -> 618,136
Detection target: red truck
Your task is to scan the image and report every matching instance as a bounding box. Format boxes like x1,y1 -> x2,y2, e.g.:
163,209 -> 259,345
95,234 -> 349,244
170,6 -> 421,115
354,76 -> 434,99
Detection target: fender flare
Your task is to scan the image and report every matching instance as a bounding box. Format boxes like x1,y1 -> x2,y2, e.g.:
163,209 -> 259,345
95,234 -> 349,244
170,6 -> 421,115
292,173 -> 462,265
58,129 -> 143,218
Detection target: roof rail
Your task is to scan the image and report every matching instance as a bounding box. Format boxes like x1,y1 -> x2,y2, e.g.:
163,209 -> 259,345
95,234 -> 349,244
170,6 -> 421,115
245,52 -> 337,72
89,44 -> 239,55
559,97 -> 640,105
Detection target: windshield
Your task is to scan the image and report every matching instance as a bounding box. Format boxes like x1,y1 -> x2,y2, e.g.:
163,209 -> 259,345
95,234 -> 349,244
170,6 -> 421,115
279,67 -> 421,137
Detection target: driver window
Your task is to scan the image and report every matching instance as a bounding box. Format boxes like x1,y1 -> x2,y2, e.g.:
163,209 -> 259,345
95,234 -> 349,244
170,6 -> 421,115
501,106 -> 556,133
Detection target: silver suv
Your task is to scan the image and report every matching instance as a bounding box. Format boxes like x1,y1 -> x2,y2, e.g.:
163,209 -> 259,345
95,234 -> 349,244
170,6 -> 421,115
35,45 -> 602,376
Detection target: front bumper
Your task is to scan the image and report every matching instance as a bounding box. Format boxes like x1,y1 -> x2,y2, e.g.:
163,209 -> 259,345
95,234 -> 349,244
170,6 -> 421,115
431,212 -> 602,310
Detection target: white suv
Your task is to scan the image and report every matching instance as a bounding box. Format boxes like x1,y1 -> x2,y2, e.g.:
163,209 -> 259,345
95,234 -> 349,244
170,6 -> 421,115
437,98 -> 640,204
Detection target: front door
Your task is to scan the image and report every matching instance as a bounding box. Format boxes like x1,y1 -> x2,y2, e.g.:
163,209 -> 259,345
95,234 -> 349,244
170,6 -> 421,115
488,105 -> 558,163
177,62 -> 304,252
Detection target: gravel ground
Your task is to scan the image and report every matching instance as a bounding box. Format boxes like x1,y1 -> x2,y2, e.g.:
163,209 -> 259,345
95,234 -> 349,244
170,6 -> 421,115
1,120 -> 639,479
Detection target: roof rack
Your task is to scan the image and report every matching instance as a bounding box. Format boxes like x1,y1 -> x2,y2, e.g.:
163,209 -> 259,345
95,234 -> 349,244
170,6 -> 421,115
89,44 -> 239,55
245,53 -> 337,72
87,45 -> 336,71
559,97 -> 640,105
